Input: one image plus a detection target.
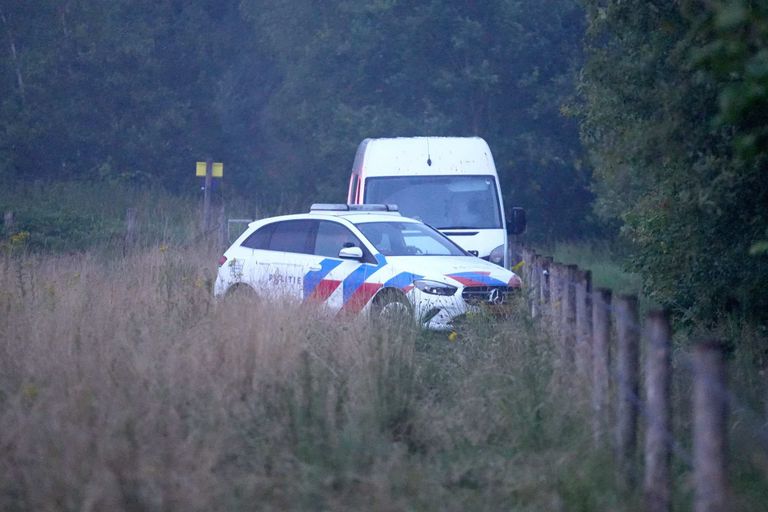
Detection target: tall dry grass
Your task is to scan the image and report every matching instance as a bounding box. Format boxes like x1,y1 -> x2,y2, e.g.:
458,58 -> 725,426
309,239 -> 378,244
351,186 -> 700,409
0,245 -> 425,510
0,244 -> 665,511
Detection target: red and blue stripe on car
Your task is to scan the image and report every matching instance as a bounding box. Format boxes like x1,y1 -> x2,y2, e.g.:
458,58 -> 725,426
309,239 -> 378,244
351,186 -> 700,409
447,271 -> 521,288
303,254 -> 424,313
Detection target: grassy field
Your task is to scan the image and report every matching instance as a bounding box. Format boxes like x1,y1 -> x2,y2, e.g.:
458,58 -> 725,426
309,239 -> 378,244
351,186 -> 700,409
550,241 -> 643,296
0,240 -> 766,510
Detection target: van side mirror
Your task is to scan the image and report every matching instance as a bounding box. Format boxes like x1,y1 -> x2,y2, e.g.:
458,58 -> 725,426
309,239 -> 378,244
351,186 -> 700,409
339,246 -> 364,260
506,207 -> 526,235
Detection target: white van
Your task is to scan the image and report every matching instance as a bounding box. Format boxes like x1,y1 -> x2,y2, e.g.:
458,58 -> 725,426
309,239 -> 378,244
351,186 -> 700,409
347,136 -> 525,268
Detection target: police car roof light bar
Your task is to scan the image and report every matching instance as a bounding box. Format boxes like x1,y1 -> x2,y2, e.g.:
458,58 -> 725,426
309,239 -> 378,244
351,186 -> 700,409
310,203 -> 348,211
310,203 -> 399,212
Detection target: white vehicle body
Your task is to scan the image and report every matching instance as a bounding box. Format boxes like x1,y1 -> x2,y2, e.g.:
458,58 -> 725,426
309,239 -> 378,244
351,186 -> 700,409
347,137 -> 510,267
214,205 -> 521,331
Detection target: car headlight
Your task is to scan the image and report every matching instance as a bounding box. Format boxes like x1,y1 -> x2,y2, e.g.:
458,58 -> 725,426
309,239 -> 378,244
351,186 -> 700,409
414,279 -> 457,296
490,244 -> 505,266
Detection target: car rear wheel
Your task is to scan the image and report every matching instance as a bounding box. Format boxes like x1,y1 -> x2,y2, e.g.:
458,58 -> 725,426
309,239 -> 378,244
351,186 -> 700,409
225,283 -> 260,302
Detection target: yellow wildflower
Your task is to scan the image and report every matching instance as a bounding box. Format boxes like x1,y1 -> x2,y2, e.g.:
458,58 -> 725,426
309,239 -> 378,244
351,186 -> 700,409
22,384 -> 39,401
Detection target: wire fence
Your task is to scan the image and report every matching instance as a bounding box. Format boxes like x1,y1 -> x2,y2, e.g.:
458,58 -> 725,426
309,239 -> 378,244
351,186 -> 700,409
519,247 -> 768,512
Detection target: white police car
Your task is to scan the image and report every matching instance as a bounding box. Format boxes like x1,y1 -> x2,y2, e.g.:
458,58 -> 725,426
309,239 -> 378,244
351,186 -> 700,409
214,204 -> 522,330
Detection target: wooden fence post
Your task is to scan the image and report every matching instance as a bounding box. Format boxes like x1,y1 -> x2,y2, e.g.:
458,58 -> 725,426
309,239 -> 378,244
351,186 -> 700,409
530,253 -> 542,319
124,207 -> 137,249
521,246 -> 532,279
759,354 -> 768,456
561,264 -> 578,370
615,294 -> 640,488
201,158 -> 212,233
546,261 -> 558,332
217,204 -> 227,249
541,256 -> 553,317
551,263 -> 564,340
521,246 -> 533,312
592,288 -> 612,445
527,249 -> 537,316
575,270 -> 593,385
644,310 -> 672,512
3,211 -> 14,236
693,339 -> 729,512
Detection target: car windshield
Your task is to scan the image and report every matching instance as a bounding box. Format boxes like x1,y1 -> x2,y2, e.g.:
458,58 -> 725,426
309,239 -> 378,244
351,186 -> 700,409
363,175 -> 502,229
356,221 -> 468,257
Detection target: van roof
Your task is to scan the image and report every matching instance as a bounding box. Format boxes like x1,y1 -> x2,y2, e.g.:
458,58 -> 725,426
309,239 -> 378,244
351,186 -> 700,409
351,136 -> 497,177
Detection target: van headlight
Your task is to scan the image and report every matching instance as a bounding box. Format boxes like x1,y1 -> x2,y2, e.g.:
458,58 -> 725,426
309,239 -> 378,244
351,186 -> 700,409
414,279 -> 457,296
490,244 -> 505,266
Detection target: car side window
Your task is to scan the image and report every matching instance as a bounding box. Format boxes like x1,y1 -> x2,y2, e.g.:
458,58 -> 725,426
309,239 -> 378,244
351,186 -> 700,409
358,222 -> 405,255
313,221 -> 361,258
268,220 -> 315,254
241,223 -> 275,249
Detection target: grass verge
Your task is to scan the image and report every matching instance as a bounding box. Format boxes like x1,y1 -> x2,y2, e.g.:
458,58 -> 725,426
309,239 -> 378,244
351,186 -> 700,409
0,244 -> 765,510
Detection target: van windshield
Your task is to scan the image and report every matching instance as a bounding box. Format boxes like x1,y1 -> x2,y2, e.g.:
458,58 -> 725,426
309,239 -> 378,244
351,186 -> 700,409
364,175 -> 502,229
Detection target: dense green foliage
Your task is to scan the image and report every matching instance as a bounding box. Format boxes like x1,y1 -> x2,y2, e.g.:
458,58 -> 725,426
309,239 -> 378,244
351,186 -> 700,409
0,0 -> 590,238
0,182 -> 201,251
0,1 -> 272,191
245,1 -> 592,238
579,0 -> 768,323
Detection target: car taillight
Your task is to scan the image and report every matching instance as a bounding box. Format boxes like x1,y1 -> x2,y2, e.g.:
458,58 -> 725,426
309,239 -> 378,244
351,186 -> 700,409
218,255 -> 227,267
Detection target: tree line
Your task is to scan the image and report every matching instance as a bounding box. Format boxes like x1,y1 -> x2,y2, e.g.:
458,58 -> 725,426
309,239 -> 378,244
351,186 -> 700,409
1,0 -> 767,323
0,0 -> 589,234
580,0 -> 768,323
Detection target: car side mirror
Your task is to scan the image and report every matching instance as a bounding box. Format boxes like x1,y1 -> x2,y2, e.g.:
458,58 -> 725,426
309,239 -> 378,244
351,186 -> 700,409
506,207 -> 527,235
339,246 -> 364,260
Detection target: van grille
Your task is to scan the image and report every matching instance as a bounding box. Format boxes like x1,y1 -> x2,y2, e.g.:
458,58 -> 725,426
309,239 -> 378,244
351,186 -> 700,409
461,286 -> 517,305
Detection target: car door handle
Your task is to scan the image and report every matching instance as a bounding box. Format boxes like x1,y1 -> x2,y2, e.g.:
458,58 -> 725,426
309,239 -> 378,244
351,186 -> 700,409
308,265 -> 322,271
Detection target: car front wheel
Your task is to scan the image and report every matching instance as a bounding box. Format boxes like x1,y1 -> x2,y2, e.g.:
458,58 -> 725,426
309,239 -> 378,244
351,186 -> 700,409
371,290 -> 413,328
